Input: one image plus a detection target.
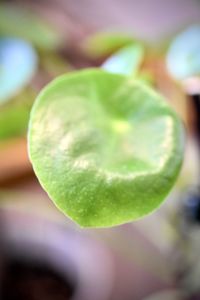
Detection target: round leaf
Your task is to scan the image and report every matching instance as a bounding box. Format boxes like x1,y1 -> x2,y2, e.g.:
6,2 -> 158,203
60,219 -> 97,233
102,43 -> 144,76
167,25 -> 200,80
0,38 -> 37,104
28,69 -> 184,228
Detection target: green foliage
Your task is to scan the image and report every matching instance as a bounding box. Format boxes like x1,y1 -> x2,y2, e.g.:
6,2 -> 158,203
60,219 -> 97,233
0,88 -> 35,140
28,69 -> 184,228
39,52 -> 71,77
82,31 -> 135,58
102,43 -> 145,76
0,4 -> 61,50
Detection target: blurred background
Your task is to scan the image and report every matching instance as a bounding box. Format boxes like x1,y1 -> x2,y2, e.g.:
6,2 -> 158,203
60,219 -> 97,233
1,0 -> 200,299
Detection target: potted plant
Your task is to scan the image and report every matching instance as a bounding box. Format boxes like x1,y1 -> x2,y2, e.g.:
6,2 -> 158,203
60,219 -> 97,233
3,4 -> 200,298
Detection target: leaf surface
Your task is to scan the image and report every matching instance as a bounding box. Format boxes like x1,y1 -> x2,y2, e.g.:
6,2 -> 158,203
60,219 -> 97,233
28,69 -> 184,227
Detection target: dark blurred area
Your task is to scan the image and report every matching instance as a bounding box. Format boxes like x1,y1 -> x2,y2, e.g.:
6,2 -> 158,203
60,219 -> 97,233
1,0 -> 200,299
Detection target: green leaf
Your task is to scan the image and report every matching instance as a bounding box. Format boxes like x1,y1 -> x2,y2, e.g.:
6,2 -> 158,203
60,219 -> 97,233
82,31 -> 135,59
0,37 -> 37,104
0,88 -> 35,140
0,4 -> 61,50
102,43 -> 145,76
167,25 -> 200,80
40,52 -> 71,77
28,69 -> 184,228
136,71 -> 155,86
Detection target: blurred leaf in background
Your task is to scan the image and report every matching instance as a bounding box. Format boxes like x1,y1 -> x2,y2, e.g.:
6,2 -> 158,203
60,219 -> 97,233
0,37 -> 37,104
166,25 -> 200,80
40,52 -> 72,78
0,3 -> 70,142
82,31 -> 135,59
0,88 -> 36,141
0,4 -> 62,51
102,43 -> 145,76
